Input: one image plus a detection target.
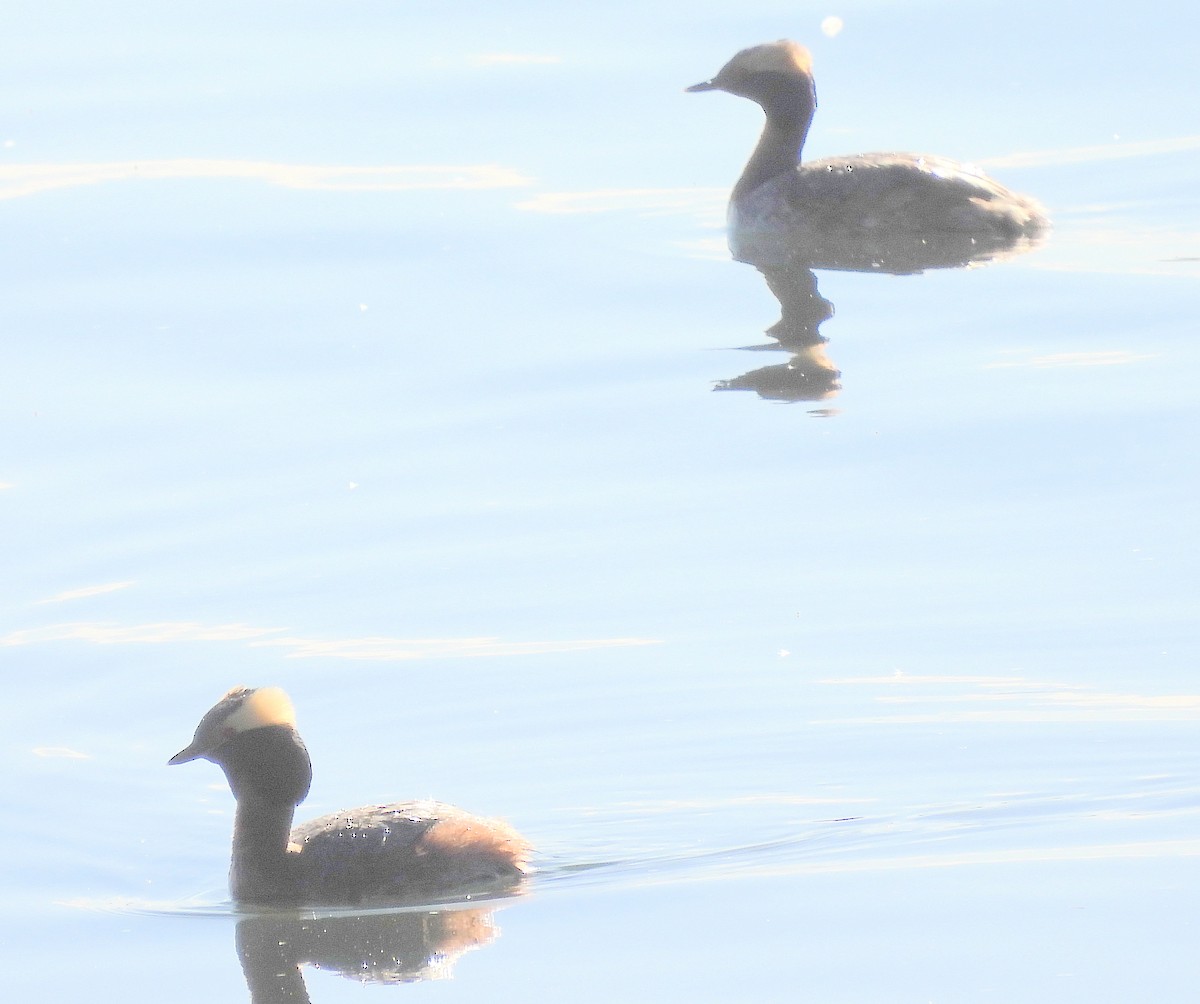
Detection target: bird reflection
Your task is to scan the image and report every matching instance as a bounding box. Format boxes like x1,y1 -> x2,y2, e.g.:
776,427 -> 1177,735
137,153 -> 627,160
715,226 -> 1046,403
235,902 -> 507,1002
715,264 -> 839,401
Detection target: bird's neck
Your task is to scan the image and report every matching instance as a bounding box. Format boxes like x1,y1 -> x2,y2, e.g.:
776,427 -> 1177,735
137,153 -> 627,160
734,75 -> 816,199
230,794 -> 300,904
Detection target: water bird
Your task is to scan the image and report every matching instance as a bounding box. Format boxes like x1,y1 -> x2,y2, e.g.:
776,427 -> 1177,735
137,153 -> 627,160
169,686 -> 531,906
687,41 -> 1048,247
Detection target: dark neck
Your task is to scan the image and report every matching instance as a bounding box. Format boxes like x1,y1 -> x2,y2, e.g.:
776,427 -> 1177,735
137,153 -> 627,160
216,725 -> 312,904
734,74 -> 816,199
230,794 -> 300,904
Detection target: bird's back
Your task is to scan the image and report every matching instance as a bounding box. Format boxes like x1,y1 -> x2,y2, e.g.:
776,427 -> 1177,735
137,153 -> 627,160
290,800 -> 531,905
728,152 -> 1047,271
770,152 -> 1046,237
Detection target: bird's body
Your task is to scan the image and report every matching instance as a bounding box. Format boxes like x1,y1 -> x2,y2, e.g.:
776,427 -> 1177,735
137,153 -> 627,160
170,687 -> 530,906
736,151 -> 1044,236
288,800 -> 529,905
688,41 -> 1047,245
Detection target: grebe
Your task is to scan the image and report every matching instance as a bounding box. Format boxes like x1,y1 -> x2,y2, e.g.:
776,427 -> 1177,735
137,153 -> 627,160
169,686 -> 531,906
687,40 -> 1048,241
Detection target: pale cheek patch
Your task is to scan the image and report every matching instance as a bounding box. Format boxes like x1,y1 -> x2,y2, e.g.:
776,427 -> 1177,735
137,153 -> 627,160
225,686 -> 297,733
734,40 -> 813,77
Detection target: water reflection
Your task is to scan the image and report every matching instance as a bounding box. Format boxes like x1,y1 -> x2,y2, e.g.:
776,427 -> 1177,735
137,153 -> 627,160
235,903 -> 506,1002
714,265 -> 840,402
717,225 -> 1046,402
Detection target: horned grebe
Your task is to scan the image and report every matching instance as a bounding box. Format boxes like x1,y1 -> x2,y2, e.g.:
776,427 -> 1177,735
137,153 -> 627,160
169,686 -> 531,906
687,40 -> 1048,241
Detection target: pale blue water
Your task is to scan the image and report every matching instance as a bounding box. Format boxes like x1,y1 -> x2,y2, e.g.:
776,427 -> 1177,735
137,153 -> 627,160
3,1 -> 1199,1000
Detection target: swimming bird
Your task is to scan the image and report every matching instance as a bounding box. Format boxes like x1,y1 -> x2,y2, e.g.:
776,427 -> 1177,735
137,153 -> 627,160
169,686 -> 531,906
687,41 -> 1047,245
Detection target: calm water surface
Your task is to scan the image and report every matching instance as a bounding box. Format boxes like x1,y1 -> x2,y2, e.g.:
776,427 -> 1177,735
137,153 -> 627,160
3,1 -> 1199,1000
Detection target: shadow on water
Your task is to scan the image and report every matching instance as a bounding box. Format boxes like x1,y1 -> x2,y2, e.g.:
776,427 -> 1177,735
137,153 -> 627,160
716,222 -> 1047,402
